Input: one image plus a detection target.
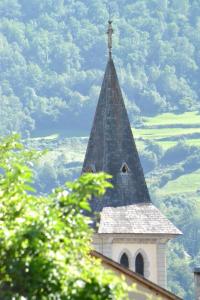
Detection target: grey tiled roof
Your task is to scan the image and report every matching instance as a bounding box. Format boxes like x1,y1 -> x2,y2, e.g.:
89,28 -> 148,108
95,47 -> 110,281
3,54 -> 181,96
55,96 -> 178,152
98,203 -> 182,235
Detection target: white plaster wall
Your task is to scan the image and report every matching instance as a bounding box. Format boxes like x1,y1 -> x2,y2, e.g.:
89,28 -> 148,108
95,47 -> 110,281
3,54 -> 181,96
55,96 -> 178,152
92,234 -> 169,288
112,242 -> 158,284
92,235 -> 113,258
157,243 -> 167,288
102,262 -> 173,300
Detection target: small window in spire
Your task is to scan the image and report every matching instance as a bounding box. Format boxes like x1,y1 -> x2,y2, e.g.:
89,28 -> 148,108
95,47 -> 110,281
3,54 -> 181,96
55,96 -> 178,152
121,163 -> 129,174
120,253 -> 129,268
84,166 -> 95,173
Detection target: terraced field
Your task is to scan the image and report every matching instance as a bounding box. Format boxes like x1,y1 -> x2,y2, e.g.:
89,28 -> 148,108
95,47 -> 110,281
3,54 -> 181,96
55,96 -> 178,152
143,111 -> 200,127
140,111 -> 200,201
156,169 -> 200,197
136,111 -> 200,150
29,111 -> 200,199
29,111 -> 200,155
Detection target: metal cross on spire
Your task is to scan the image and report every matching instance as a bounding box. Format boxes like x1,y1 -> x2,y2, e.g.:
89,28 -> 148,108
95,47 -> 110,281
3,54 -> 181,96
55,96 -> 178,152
107,7 -> 114,59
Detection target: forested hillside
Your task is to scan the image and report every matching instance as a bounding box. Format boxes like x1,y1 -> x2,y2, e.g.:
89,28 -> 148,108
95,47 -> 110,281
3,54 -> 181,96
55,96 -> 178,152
1,1 -> 200,299
1,0 -> 200,136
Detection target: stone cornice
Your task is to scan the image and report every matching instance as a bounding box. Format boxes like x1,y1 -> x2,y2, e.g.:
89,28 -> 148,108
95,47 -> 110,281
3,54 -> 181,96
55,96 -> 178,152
93,233 -> 172,244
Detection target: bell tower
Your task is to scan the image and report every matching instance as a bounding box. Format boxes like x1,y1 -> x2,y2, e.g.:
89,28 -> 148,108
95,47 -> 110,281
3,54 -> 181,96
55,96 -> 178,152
82,20 -> 181,288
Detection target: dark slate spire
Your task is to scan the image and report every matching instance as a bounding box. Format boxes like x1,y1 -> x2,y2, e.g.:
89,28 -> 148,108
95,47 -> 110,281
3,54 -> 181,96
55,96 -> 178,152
82,57 -> 151,211
82,20 -> 151,212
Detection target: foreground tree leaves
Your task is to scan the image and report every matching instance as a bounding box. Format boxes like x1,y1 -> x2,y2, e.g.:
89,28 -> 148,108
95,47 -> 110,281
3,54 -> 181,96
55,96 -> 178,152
0,135 -> 129,299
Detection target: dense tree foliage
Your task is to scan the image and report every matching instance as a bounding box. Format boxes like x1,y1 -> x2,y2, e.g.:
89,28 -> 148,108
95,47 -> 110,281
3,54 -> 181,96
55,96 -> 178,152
1,0 -> 200,136
0,135 -> 129,299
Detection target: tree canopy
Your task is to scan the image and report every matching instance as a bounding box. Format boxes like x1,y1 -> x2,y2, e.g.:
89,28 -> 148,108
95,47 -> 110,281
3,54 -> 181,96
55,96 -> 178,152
0,135 -> 129,299
1,0 -> 200,136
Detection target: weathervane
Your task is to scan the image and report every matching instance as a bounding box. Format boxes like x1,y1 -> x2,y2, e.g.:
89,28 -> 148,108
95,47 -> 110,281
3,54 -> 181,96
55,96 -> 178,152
107,6 -> 114,59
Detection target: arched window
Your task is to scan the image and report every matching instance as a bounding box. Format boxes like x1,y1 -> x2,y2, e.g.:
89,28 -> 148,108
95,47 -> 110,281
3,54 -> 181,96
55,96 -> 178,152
135,253 -> 144,276
121,163 -> 129,174
120,253 -> 129,268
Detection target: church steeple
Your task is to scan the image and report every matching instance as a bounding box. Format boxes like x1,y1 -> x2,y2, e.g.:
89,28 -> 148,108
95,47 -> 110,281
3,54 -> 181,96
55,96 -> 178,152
82,24 -> 151,211
84,20 -> 181,289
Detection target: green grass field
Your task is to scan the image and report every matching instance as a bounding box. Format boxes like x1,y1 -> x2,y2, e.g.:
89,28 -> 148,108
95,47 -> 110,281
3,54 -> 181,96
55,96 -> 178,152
135,127 -> 200,140
136,112 -> 200,199
133,111 -> 200,151
142,111 -> 200,127
156,169 -> 200,196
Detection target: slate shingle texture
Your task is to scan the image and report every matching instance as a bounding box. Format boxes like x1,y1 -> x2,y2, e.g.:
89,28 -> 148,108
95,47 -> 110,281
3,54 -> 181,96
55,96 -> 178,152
82,58 -> 151,211
82,57 -> 181,236
98,204 -> 181,235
